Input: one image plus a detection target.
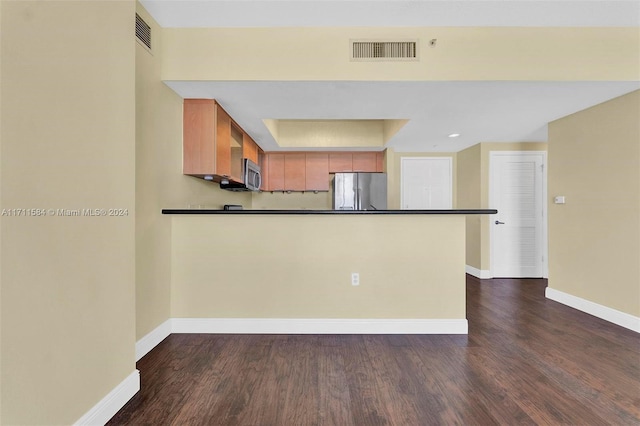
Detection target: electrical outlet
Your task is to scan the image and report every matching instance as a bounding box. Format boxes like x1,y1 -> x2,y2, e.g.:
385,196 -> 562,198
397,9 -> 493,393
351,273 -> 360,286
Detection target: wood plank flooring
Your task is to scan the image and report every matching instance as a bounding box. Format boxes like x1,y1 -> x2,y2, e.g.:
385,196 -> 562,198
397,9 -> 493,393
108,277 -> 640,425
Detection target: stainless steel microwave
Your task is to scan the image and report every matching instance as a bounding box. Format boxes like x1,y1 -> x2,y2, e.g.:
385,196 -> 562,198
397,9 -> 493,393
243,158 -> 261,191
219,158 -> 261,192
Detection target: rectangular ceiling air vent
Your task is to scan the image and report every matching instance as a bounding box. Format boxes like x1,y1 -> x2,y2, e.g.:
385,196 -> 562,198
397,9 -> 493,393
135,13 -> 152,51
351,40 -> 418,61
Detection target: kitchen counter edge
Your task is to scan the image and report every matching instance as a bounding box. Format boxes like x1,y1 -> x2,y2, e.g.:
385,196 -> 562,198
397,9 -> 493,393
162,209 -> 498,215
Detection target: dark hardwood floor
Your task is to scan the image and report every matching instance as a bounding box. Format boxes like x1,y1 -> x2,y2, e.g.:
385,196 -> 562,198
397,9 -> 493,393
108,277 -> 640,425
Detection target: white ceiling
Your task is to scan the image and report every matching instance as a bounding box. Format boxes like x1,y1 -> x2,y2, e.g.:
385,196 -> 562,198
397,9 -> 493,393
166,81 -> 640,152
140,1 -> 640,28
146,1 -> 640,152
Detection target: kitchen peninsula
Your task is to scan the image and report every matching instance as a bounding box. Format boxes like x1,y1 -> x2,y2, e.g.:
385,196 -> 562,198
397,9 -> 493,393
163,209 -> 496,334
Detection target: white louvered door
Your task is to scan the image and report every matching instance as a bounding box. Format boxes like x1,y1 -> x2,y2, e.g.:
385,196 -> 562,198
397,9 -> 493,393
490,152 -> 546,278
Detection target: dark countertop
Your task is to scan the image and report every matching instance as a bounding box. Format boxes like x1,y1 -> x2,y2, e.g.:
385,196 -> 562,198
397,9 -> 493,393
162,209 -> 497,215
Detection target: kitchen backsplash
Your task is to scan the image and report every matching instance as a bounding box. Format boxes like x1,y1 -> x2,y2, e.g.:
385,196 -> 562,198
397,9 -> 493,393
251,190 -> 332,210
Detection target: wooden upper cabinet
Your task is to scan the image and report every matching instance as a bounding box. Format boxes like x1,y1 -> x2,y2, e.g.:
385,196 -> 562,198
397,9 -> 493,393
214,104 -> 231,178
352,152 -> 377,172
262,150 -> 382,191
183,99 -> 216,176
376,151 -> 384,172
183,99 -> 263,181
243,134 -> 259,165
305,153 -> 330,191
284,153 -> 306,191
182,99 -> 232,178
258,149 -> 267,191
267,153 -> 285,191
329,153 -> 353,173
184,100 -> 379,186
229,123 -> 244,181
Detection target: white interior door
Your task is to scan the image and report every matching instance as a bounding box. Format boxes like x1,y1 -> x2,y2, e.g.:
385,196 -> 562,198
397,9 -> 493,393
490,152 -> 546,278
401,157 -> 452,209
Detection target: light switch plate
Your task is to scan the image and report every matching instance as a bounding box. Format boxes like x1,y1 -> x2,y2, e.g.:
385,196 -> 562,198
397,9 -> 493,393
554,196 -> 566,204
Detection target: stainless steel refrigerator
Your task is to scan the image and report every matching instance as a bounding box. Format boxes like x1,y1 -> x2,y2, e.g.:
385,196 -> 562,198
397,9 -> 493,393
332,173 -> 387,210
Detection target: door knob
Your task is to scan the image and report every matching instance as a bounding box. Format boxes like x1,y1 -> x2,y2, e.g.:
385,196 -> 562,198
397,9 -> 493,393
495,220 -> 505,225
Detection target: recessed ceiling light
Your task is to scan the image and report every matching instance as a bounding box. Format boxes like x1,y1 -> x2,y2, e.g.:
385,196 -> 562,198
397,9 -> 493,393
448,133 -> 460,138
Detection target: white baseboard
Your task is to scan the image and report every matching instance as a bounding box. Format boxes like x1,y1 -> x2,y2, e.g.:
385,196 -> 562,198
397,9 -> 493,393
466,265 -> 492,279
74,370 -> 140,426
171,318 -> 468,334
546,287 -> 640,333
136,319 -> 172,361
133,318 -> 468,372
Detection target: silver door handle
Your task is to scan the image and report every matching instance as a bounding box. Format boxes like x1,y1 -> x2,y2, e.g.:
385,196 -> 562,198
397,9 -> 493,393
495,220 -> 505,225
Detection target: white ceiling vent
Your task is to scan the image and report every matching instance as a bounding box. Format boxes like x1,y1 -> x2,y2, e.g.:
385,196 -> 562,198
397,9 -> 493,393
351,40 -> 418,61
135,13 -> 152,52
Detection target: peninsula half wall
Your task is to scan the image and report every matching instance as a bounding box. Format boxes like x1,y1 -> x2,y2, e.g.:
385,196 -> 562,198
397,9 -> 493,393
163,210 -> 496,335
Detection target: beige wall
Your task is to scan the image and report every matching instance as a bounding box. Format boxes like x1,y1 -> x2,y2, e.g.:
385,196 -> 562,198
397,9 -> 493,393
548,91 -> 640,317
456,144 -> 482,268
274,120 -> 385,149
1,1 -> 136,424
252,191 -> 332,210
134,4 -> 175,340
0,0 -> 3,418
0,0 -> 4,423
135,3 -> 252,340
162,27 -> 639,81
171,215 -> 466,319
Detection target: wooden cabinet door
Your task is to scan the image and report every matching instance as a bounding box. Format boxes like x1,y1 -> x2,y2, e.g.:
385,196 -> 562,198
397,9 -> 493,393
229,123 -> 244,181
243,134 -> 259,164
284,153 -> 306,191
376,151 -> 384,172
352,152 -> 377,172
305,153 -> 329,191
267,153 -> 285,191
258,149 -> 267,191
183,99 -> 215,176
215,104 -> 231,178
329,153 -> 352,173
